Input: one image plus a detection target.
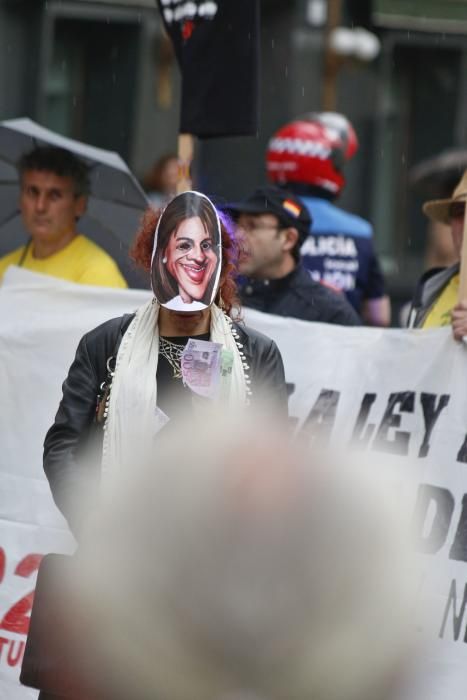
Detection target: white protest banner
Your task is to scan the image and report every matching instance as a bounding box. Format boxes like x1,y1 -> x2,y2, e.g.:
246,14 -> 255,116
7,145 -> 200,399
0,268 -> 151,699
1,267 -> 467,698
243,308 -> 467,700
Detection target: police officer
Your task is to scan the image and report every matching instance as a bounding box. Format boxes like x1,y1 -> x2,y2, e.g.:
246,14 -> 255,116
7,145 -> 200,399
227,186 -> 359,326
266,112 -> 390,326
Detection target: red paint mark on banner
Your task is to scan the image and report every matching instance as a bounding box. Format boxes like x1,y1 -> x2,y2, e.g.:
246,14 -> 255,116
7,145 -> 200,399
0,548 -> 5,584
15,553 -> 43,578
1,591 -> 35,635
0,551 -> 43,640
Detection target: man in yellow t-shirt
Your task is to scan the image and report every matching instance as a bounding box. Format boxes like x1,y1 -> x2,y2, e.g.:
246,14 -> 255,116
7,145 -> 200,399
0,146 -> 127,288
409,170 -> 467,340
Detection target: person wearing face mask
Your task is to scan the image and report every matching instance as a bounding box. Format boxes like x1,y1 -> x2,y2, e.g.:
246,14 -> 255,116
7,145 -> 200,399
152,192 -> 221,310
42,191 -> 288,542
408,170 -> 467,340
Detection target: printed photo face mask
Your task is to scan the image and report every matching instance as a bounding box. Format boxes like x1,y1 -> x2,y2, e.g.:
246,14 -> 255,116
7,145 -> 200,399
151,191 -> 222,312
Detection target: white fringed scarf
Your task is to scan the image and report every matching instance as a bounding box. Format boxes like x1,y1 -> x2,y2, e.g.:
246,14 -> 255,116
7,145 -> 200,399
101,299 -> 248,478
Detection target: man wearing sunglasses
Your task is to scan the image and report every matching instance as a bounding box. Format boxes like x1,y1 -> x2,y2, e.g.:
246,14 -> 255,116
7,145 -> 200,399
226,186 -> 359,325
408,170 -> 467,339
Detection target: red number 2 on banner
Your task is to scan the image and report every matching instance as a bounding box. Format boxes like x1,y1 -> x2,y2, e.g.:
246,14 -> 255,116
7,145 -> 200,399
0,553 -> 43,635
0,548 -> 5,584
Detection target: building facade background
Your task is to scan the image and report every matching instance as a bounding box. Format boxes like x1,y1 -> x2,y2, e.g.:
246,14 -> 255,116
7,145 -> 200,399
0,0 -> 466,314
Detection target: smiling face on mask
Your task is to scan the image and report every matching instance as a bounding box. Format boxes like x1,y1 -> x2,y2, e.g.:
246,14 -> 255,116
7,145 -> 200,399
151,191 -> 222,311
165,216 -> 218,303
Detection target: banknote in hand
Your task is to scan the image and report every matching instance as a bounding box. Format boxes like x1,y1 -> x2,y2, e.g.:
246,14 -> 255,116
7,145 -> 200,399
181,338 -> 223,398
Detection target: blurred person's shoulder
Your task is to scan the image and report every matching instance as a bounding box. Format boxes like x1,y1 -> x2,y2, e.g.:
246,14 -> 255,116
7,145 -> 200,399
232,320 -> 285,374
83,313 -> 135,346
70,234 -> 114,263
234,320 -> 278,351
72,235 -> 128,288
302,196 -> 373,239
293,265 -> 361,325
78,313 -> 135,374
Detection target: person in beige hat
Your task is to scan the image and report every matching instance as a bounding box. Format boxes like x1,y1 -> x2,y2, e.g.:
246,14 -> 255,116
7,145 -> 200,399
408,169 -> 467,338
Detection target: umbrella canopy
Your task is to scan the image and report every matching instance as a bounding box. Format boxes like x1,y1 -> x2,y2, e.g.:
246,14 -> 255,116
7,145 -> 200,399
0,118 -> 151,288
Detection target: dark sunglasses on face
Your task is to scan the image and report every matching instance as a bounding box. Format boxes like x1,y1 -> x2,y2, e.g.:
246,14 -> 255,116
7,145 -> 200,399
449,201 -> 466,221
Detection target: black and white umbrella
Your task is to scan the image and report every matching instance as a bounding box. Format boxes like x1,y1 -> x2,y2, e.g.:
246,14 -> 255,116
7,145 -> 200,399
0,117 -> 150,287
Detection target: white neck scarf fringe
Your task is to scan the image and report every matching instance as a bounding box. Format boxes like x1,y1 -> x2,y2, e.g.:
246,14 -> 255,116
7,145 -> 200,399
101,299 -> 249,479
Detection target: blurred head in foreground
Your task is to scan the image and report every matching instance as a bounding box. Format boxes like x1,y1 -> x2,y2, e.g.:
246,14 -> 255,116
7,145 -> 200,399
75,411 -> 420,700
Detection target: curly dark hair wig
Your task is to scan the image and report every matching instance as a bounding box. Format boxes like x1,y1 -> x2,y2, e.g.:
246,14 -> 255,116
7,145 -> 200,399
131,203 -> 241,316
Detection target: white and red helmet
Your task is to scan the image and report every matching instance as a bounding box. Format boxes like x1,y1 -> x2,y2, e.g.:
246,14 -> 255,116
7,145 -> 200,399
266,112 -> 358,196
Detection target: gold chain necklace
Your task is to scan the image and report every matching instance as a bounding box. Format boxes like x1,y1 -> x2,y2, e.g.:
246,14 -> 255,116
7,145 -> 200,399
159,337 -> 184,379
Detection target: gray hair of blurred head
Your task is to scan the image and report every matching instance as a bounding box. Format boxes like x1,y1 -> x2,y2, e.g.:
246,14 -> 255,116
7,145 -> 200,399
75,409 -> 420,700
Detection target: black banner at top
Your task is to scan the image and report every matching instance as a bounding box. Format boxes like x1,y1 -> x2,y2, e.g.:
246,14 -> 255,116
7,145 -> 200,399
157,0 -> 259,138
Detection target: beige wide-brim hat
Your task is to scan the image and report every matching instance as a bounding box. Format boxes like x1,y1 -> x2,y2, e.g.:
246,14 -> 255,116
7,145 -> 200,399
423,169 -> 467,224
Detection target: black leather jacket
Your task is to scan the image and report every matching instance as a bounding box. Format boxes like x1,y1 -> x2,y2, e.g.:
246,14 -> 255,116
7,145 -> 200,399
239,264 -> 360,325
43,315 -> 287,534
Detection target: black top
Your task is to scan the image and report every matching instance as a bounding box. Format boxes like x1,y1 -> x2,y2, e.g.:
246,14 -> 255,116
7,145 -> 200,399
239,264 -> 360,325
157,332 -> 210,421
